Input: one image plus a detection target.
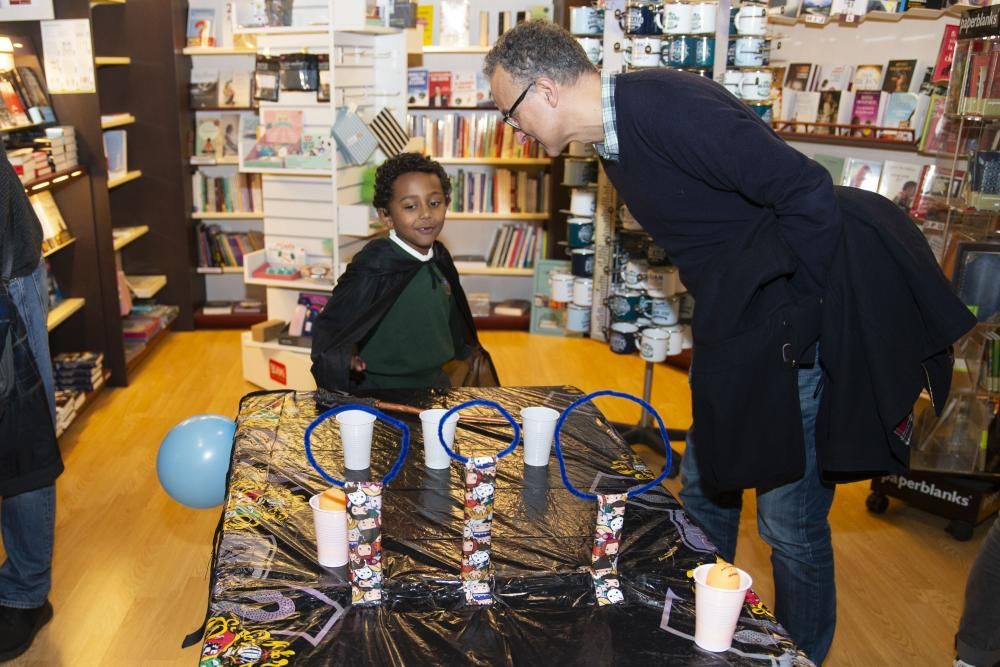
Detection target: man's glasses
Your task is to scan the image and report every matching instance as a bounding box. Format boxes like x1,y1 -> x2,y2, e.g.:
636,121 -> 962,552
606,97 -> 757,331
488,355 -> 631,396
501,82 -> 534,130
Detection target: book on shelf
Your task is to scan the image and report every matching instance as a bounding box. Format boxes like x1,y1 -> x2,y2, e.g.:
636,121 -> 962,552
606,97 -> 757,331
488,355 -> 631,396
792,91 -> 821,133
883,59 -> 917,93
192,172 -> 264,214
428,71 -> 452,108
447,168 -> 550,214
190,69 -> 219,109
202,301 -> 233,315
15,67 -> 55,124
910,164 -> 966,219
815,65 -> 853,92
451,72 -> 477,108
493,299 -> 530,317
801,0 -> 832,20
233,299 -> 264,314
842,158 -> 882,192
969,150 -> 1000,195
29,191 -> 70,251
0,72 -> 30,129
881,92 -> 930,141
933,24 -> 960,84
767,0 -> 803,19
416,3 -> 434,46
102,130 -> 128,179
220,113 -> 240,158
196,223 -> 265,268
408,111 -> 544,159
485,223 -> 541,269
919,94 -> 960,154
830,0 -> 865,22
784,63 -> 815,92
877,160 -> 923,210
849,90 -> 886,138
218,71 -> 252,108
408,68 -> 429,106
852,65 -> 884,92
186,6 -> 216,47
961,49 -> 993,115
813,154 -> 846,183
196,116 -> 222,160
439,0 -> 471,48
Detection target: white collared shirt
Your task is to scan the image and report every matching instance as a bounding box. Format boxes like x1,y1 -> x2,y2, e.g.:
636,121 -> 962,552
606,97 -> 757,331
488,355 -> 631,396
389,229 -> 434,262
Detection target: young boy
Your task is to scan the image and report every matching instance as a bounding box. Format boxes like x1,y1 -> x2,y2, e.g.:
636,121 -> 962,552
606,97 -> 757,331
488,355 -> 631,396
310,153 -> 498,391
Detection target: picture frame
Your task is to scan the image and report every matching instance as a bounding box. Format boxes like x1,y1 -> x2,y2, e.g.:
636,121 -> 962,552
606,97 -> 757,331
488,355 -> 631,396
952,241 -> 1000,322
0,0 -> 54,22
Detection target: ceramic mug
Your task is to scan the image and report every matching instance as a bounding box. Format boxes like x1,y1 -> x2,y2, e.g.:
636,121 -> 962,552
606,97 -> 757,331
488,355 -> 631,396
621,258 -> 649,288
624,2 -> 663,35
663,2 -> 692,34
735,3 -> 767,36
635,316 -> 654,330
690,1 -> 717,34
668,36 -> 696,68
734,36 -> 765,68
640,289 -> 672,319
567,217 -> 595,248
577,37 -> 604,66
739,69 -> 772,101
679,291 -> 695,320
570,6 -> 605,34
723,69 -> 743,96
609,322 -> 640,354
619,37 -> 634,67
692,36 -> 715,68
566,303 -> 591,332
549,271 -> 575,303
663,324 -> 685,356
646,265 -> 678,295
640,327 -> 671,363
573,277 -> 593,306
571,248 -> 595,277
570,188 -> 596,216
608,288 -> 643,322
632,36 -> 663,68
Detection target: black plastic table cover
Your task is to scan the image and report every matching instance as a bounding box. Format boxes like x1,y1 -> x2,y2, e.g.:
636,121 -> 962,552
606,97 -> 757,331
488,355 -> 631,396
198,386 -> 815,666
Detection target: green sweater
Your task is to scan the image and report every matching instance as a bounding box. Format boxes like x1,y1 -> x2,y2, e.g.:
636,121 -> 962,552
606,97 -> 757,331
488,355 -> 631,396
358,245 -> 465,389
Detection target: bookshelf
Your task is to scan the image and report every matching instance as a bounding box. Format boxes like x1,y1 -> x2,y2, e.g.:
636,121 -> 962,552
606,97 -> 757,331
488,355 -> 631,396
42,236 -> 77,258
94,56 -> 130,66
107,169 -> 142,188
192,211 -> 263,220
46,298 -> 86,332
111,224 -> 148,250
100,113 -> 135,129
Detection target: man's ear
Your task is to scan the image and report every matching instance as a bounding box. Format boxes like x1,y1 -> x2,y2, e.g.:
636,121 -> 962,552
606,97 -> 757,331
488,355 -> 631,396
534,76 -> 558,108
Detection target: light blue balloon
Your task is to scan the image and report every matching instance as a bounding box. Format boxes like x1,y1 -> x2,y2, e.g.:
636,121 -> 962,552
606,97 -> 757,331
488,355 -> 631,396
156,414 -> 236,509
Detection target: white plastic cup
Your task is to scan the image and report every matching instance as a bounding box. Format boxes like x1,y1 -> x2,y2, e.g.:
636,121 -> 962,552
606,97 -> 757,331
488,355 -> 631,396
693,563 -> 753,652
520,406 -> 560,466
336,410 -> 376,470
420,408 -> 460,469
309,493 -> 348,567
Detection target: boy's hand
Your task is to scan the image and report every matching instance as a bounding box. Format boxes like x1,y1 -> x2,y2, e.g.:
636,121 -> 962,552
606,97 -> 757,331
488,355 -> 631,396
351,355 -> 366,373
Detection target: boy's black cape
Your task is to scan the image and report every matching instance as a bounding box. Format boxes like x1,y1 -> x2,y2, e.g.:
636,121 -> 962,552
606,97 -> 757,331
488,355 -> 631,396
310,238 -> 496,391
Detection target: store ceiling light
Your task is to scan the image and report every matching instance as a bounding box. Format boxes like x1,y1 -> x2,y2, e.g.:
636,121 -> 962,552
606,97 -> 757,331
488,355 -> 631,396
0,37 -> 14,53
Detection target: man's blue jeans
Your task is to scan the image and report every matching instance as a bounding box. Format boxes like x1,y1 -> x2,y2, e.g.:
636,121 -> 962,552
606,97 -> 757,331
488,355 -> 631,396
0,260 -> 57,609
679,356 -> 836,664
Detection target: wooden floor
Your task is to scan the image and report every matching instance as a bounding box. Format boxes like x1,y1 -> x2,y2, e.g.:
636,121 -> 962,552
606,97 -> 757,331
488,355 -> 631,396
2,329 -> 986,665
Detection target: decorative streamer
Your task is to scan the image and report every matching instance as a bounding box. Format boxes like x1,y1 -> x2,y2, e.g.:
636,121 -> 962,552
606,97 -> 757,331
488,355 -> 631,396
346,481 -> 384,606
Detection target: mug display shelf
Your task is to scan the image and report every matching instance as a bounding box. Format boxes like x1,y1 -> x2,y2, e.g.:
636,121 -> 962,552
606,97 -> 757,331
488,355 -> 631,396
112,225 -> 150,252
47,298 -> 86,332
108,170 -> 142,189
100,113 -> 135,129
43,236 -> 77,258
769,4 -> 970,26
773,121 -> 917,151
447,212 -> 549,221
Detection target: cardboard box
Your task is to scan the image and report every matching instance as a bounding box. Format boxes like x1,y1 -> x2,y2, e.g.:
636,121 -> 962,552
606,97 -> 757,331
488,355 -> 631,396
251,319 -> 284,342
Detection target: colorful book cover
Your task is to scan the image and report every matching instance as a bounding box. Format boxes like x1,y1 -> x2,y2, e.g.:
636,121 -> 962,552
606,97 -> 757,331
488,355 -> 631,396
933,24 -> 960,84
842,158 -> 882,191
218,71 -> 251,108
877,160 -> 923,209
883,59 -> 917,93
910,165 -> 966,218
801,0 -> 833,18
814,91 -> 841,134
416,4 -> 434,46
850,90 -> 884,137
186,7 -> 216,47
451,71 -> 477,108
852,64 -> 883,92
475,71 -> 493,108
190,69 -> 219,109
881,92 -> 920,140
428,71 -> 452,108
196,116 -> 221,159
816,65 -> 854,91
220,113 -> 240,158
793,91 -> 821,132
813,153 -> 846,182
768,0 -> 803,18
407,68 -> 429,106
920,94 -> 955,154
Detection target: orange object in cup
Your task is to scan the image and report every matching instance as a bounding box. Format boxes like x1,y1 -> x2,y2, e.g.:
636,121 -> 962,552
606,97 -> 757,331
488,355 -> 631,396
319,487 -> 347,511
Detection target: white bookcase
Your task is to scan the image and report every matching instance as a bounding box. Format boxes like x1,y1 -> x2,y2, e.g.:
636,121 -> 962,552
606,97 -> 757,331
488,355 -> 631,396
237,0 -> 407,389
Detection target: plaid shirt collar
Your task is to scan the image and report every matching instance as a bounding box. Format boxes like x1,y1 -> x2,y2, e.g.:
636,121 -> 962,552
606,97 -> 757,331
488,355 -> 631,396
594,71 -> 619,161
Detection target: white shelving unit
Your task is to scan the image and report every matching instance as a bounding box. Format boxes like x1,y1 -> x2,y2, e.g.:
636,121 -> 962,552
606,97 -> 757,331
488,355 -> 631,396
237,1 -> 407,390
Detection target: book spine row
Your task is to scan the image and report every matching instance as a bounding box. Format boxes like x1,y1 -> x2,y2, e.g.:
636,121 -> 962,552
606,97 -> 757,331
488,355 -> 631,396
407,112 -> 542,159
485,223 -> 542,269
196,224 -> 264,268
981,332 -> 1000,394
192,172 -> 263,213
448,168 -> 550,214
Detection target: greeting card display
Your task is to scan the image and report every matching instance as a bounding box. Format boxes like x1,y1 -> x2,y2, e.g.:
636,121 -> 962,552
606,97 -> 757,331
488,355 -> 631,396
304,405 -> 411,607
554,390 -> 673,606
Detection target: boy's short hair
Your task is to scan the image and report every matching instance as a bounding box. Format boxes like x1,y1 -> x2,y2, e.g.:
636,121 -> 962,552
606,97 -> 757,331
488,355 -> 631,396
373,153 -> 452,211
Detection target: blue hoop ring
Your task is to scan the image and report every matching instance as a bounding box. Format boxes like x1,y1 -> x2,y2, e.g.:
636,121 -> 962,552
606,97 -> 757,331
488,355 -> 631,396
438,399 -> 521,464
304,404 -> 410,488
553,390 -> 672,501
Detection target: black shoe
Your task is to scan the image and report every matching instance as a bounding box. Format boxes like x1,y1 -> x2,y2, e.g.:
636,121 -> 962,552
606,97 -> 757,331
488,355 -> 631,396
0,601 -> 53,661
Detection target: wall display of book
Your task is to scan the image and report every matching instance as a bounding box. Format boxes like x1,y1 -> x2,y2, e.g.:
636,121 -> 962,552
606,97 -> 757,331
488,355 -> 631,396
196,224 -> 265,268
407,68 -> 493,108
484,222 -> 542,270
813,152 -> 939,214
191,69 -> 254,109
447,168 -> 550,215
193,111 -> 256,162
241,109 -> 334,171
29,190 -> 73,251
779,88 -> 930,141
0,65 -> 55,129
192,170 -> 263,214
408,111 -> 543,159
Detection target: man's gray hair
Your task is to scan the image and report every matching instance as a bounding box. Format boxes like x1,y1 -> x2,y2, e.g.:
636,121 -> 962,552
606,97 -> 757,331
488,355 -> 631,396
483,20 -> 596,86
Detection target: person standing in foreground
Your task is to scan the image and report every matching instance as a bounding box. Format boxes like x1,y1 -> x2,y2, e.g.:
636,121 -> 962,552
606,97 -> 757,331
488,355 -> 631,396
0,153 -> 62,660
484,21 -> 975,663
